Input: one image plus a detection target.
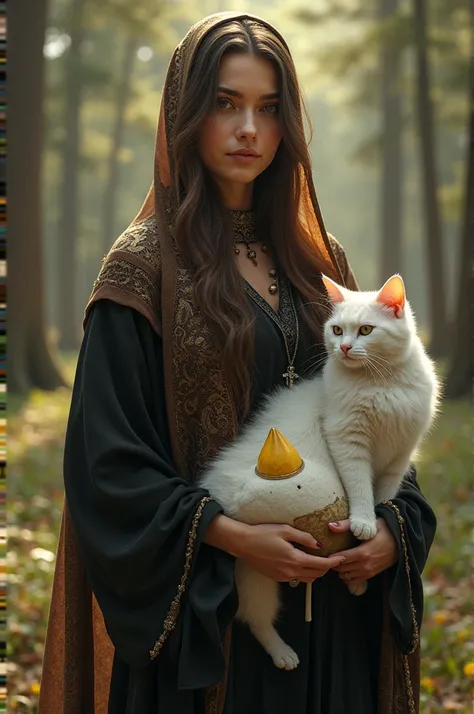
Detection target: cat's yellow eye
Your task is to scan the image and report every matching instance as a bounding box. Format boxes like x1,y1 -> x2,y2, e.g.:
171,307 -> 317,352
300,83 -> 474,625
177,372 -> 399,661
332,326 -> 343,336
359,325 -> 373,336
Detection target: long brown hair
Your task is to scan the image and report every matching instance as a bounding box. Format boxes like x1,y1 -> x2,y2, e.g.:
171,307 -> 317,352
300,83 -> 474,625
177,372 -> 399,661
172,18 -> 332,418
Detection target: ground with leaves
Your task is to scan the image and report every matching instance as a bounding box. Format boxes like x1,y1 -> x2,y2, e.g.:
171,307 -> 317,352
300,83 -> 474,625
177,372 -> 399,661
7,367 -> 473,712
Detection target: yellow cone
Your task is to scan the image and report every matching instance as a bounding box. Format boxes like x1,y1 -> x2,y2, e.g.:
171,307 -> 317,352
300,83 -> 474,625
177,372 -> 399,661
255,428 -> 304,480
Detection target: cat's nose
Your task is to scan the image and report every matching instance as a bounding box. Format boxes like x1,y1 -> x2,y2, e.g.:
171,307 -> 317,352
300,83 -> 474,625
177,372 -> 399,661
340,344 -> 352,356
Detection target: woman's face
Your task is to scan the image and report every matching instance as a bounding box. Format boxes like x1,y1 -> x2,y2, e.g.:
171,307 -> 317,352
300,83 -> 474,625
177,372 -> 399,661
198,51 -> 282,209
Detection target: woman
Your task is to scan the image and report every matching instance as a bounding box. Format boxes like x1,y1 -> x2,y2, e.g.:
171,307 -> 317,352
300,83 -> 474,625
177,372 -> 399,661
39,12 -> 436,714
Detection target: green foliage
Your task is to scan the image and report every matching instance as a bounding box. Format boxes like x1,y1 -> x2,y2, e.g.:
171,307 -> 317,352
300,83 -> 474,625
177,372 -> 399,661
286,0 -> 470,320
417,400 -> 474,712
7,357 -> 76,712
43,0 -> 193,327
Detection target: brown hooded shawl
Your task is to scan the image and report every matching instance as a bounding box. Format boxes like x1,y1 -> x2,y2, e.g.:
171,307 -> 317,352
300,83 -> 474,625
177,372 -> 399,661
39,12 -> 421,714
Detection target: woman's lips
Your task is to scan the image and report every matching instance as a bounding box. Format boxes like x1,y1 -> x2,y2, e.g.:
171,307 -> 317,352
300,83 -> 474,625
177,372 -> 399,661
227,151 -> 261,162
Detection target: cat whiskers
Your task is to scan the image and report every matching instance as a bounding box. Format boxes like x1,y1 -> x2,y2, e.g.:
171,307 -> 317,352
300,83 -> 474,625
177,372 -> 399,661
363,358 -> 387,386
305,357 -> 329,376
362,356 -> 391,387
302,351 -> 329,376
297,299 -> 331,311
299,342 -> 328,365
367,352 -> 394,377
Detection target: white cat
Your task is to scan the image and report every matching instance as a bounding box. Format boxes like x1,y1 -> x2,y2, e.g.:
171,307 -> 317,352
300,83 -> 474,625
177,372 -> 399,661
199,274 -> 439,670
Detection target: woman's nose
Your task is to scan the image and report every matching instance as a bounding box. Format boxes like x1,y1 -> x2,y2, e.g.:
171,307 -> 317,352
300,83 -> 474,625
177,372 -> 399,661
237,110 -> 257,140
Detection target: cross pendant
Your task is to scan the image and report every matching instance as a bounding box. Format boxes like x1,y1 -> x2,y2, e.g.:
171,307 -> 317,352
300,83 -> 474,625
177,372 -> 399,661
283,365 -> 299,388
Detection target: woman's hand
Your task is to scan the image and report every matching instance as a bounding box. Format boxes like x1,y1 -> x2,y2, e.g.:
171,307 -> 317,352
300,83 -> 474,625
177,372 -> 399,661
238,523 -> 346,583
328,518 -> 398,587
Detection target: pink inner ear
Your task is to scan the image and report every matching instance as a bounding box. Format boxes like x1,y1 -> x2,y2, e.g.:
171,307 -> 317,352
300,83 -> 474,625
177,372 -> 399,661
377,275 -> 405,316
322,274 -> 345,304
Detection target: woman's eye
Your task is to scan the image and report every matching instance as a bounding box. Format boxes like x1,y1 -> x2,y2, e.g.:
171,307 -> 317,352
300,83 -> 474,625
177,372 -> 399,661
217,97 -> 233,110
262,104 -> 279,115
332,326 -> 343,336
359,325 -> 373,336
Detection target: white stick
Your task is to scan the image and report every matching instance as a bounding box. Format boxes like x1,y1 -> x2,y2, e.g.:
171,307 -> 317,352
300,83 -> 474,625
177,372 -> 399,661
305,582 -> 312,622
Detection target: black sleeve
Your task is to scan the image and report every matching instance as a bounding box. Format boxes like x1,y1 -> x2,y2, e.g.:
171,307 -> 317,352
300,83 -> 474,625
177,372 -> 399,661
64,300 -> 237,686
375,465 -> 437,653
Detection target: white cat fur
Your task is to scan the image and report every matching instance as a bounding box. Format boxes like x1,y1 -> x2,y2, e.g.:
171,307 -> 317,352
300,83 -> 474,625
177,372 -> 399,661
199,275 -> 439,670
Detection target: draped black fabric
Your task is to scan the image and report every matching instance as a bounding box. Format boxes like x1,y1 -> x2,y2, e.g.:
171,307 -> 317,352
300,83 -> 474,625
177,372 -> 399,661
376,470 -> 437,653
64,299 -> 436,714
64,301 -> 237,682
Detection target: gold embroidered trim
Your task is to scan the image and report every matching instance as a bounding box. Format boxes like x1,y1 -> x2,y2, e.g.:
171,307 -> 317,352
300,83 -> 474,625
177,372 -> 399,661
204,626 -> 233,714
230,210 -> 258,242
86,216 -> 163,326
383,500 -> 420,655
171,255 -> 238,482
327,234 -> 359,291
244,275 -> 298,358
91,258 -> 160,313
149,496 -> 212,660
110,215 -> 162,271
386,499 -> 419,713
403,654 -> 417,714
204,683 -> 220,714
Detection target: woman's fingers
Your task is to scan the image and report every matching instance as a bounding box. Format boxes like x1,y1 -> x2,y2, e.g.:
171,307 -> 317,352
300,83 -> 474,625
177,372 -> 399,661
327,519 -> 351,532
297,551 -> 346,569
299,555 -> 346,580
242,523 -> 352,583
282,525 -> 323,550
300,570 -> 330,581
298,564 -> 344,582
279,554 -> 346,583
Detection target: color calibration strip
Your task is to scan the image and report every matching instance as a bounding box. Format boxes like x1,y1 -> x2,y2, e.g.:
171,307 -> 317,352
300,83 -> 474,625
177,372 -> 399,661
0,0 -> 6,710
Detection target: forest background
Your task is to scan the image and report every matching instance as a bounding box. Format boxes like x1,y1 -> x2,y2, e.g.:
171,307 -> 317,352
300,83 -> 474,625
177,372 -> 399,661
8,0 -> 473,711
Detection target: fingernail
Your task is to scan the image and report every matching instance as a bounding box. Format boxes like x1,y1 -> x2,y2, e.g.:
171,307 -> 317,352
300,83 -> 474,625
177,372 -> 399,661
329,521 -> 339,527
338,557 -> 346,562
316,540 -> 324,548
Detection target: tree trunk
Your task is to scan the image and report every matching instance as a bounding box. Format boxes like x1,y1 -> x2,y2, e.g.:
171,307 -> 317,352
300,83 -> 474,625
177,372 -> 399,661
102,36 -> 137,256
9,0 -> 67,394
412,0 -> 447,356
57,0 -> 86,350
379,0 -> 403,283
444,39 -> 473,399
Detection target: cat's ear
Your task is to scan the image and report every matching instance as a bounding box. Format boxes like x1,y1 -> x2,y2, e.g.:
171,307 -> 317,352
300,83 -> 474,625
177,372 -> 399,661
377,274 -> 405,317
322,274 -> 345,304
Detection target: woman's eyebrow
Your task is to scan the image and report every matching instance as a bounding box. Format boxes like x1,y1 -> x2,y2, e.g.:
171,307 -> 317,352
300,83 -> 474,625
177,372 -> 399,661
217,86 -> 280,100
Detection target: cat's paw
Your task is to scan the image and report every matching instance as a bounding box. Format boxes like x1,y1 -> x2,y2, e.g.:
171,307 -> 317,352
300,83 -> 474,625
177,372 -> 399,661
350,517 -> 377,540
270,643 -> 300,670
348,580 -> 368,596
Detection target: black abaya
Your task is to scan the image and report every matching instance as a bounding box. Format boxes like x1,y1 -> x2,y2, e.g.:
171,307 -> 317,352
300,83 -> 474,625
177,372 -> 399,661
64,300 -> 436,714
